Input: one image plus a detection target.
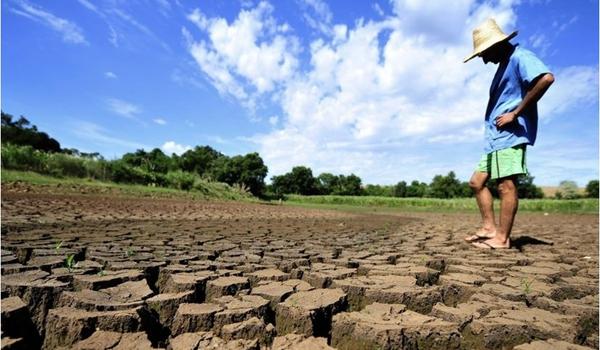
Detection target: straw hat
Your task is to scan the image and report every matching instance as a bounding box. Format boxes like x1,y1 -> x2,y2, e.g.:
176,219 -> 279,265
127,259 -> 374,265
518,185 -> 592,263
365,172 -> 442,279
464,18 -> 517,63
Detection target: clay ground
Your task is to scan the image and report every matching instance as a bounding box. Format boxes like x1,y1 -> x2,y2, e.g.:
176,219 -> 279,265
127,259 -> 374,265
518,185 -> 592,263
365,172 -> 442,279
1,186 -> 598,349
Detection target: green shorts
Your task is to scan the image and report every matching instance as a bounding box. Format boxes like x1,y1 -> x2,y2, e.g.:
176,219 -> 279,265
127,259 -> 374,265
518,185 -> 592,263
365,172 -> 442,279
476,145 -> 528,180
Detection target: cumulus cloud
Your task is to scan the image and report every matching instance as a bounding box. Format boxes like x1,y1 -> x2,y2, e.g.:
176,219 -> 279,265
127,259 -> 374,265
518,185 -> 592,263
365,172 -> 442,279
153,118 -> 167,125
162,141 -> 192,155
250,1 -> 520,179
105,71 -> 118,79
12,0 -> 88,45
184,2 -> 299,109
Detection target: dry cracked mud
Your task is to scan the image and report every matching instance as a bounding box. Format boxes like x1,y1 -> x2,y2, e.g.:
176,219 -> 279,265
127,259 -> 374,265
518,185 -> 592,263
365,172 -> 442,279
1,187 -> 598,349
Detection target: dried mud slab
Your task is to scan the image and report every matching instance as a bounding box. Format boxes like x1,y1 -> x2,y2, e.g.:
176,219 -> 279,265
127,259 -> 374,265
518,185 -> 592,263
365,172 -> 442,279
70,331 -> 155,350
331,303 -> 461,350
276,288 -> 347,338
270,333 -> 334,349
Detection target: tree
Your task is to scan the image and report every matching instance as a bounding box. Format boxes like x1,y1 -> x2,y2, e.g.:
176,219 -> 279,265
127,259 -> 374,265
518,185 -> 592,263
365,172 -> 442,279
179,146 -> 223,176
585,180 -> 599,198
335,174 -> 363,195
316,173 -> 338,195
428,171 -> 463,198
121,148 -> 173,174
1,111 -> 61,152
517,174 -> 544,199
393,181 -> 407,197
406,180 -> 428,197
270,174 -> 292,197
210,153 -> 268,196
270,166 -> 318,195
556,180 -> 579,199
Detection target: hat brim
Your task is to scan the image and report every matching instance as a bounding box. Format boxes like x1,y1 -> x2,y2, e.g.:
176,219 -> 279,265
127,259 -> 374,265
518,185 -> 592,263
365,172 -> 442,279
463,30 -> 518,63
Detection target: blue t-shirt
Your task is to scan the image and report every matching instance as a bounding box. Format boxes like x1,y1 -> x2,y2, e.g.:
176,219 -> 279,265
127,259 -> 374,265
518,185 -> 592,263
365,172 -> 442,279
484,44 -> 551,153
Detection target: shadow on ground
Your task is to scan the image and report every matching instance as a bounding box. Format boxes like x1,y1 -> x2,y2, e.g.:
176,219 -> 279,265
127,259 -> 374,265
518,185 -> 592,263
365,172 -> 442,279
511,235 -> 554,251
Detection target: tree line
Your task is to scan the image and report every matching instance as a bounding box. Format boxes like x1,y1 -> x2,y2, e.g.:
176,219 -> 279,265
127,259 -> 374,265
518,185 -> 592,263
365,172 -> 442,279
2,111 -> 597,199
267,165 -> 553,199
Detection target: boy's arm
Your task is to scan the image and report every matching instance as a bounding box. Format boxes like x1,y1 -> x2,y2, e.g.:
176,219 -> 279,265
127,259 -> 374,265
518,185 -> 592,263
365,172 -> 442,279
496,73 -> 555,128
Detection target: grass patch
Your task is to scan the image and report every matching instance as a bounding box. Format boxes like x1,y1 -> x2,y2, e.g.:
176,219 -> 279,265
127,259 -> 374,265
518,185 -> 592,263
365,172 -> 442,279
1,169 -> 255,202
284,194 -> 598,214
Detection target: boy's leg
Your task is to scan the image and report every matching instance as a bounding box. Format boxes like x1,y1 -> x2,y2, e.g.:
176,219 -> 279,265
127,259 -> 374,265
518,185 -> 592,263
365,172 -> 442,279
496,175 -> 518,243
465,171 -> 496,241
472,175 -> 517,248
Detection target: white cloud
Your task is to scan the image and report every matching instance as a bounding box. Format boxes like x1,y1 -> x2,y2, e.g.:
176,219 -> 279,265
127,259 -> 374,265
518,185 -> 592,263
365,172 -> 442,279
109,8 -> 171,52
372,3 -> 385,17
528,33 -> 551,57
299,0 -> 333,35
185,2 -> 299,108
539,65 -> 599,122
106,98 -> 142,119
76,0 -> 100,14
72,121 -> 148,150
153,118 -> 167,125
268,115 -> 279,126
105,71 -> 118,79
105,25 -> 115,45
552,15 -> 578,33
12,1 -> 88,45
161,141 -> 192,155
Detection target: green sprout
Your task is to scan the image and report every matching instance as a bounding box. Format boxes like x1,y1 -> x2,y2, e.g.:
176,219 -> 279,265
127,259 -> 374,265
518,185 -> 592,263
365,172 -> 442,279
520,278 -> 533,294
55,240 -> 64,252
97,261 -> 108,276
64,254 -> 78,272
125,247 -> 136,258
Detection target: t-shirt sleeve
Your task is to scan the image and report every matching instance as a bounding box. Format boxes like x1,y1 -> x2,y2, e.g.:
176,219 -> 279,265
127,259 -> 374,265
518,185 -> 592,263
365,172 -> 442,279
517,50 -> 551,89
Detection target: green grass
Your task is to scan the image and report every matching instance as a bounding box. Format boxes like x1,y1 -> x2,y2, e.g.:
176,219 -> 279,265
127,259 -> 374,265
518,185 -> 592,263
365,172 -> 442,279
284,194 -> 599,214
1,169 -> 255,201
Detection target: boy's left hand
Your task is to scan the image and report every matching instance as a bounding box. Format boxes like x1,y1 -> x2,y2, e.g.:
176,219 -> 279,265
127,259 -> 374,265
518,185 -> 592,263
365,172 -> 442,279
496,111 -> 517,128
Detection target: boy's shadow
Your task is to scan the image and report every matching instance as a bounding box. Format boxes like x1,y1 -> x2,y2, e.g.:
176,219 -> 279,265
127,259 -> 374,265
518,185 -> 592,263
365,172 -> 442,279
511,235 -> 554,252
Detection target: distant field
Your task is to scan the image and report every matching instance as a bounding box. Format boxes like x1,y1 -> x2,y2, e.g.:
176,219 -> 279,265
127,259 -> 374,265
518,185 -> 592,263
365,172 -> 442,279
541,186 -> 586,198
285,194 -> 599,214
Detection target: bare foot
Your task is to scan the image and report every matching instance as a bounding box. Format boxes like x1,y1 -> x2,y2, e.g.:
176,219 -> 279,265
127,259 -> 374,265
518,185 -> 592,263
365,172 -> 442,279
463,228 -> 496,242
471,237 -> 510,249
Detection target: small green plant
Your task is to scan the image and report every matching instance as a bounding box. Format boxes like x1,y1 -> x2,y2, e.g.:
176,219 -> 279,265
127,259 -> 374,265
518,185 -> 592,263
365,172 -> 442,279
97,261 -> 108,276
520,278 -> 533,294
125,247 -> 136,258
55,240 -> 64,252
64,254 -> 78,272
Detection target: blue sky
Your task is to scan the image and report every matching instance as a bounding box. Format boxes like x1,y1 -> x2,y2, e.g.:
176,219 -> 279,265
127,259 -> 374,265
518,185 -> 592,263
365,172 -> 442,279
2,0 -> 598,186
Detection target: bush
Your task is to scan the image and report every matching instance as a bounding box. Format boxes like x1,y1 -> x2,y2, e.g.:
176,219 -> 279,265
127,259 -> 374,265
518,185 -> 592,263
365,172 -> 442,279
585,180 -> 599,198
1,143 -> 46,172
45,153 -> 87,178
81,159 -> 112,181
165,170 -> 197,191
556,180 -> 579,199
110,161 -> 154,185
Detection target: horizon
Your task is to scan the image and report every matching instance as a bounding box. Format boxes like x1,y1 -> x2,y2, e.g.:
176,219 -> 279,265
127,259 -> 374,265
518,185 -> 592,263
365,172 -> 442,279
2,0 -> 598,187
